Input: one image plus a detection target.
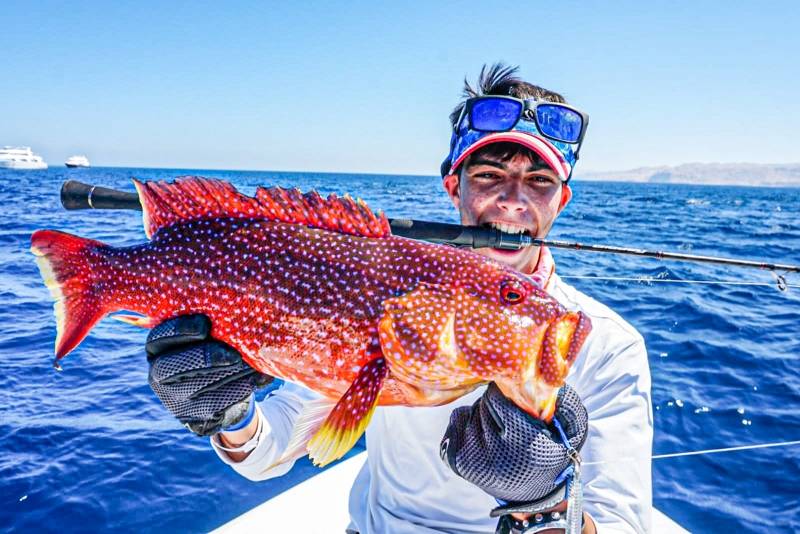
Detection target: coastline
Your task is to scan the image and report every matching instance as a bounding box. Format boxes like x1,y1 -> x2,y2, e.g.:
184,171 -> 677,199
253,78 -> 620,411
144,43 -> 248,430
578,162 -> 800,187
5,164 -> 800,189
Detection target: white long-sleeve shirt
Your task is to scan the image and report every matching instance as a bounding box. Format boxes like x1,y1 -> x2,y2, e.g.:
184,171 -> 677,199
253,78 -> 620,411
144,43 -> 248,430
211,273 -> 653,533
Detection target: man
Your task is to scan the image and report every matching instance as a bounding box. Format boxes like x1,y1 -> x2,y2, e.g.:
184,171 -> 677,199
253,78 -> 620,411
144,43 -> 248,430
146,64 -> 652,533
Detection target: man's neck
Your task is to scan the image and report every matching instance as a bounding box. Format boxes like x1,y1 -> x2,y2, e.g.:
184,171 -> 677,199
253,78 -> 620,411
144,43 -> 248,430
525,246 -> 555,291
522,249 -> 542,276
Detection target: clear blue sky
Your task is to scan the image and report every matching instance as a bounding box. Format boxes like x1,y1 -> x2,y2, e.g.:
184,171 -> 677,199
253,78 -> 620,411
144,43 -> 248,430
2,1 -> 798,174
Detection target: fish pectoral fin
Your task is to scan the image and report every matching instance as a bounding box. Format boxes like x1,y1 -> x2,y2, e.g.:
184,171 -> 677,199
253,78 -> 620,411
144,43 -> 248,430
111,314 -> 159,328
307,357 -> 388,467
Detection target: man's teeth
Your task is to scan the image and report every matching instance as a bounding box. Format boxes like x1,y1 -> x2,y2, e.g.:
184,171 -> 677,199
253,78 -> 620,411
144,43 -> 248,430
489,222 -> 528,234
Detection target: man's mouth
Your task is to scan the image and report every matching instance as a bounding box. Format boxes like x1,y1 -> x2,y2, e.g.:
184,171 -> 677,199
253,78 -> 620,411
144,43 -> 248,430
484,221 -> 530,235
481,222 -> 536,254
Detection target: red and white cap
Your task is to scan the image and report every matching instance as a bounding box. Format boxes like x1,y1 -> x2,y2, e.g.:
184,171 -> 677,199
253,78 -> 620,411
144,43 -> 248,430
448,131 -> 572,182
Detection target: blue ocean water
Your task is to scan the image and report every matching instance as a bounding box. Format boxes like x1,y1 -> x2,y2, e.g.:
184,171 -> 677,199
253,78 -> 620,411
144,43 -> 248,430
1,167 -> 798,533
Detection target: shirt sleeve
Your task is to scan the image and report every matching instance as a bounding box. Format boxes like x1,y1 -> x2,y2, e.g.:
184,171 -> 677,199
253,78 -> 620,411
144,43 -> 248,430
571,331 -> 653,534
209,381 -> 322,481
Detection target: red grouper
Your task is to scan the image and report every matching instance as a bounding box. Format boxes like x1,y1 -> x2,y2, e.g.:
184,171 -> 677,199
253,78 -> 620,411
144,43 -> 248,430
31,177 -> 591,467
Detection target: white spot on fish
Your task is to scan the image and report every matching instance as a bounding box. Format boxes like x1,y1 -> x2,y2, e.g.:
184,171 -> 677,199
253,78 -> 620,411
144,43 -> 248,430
501,308 -> 534,328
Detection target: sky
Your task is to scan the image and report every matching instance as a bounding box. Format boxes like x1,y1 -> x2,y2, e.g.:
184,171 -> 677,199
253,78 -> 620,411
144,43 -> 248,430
2,1 -> 799,174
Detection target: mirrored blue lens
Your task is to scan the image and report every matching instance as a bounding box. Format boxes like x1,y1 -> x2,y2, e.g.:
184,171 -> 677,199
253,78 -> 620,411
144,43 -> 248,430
470,99 -> 523,131
536,105 -> 583,142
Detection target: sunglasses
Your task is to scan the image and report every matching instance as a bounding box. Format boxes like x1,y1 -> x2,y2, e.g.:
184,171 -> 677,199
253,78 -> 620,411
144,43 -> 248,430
456,96 -> 589,149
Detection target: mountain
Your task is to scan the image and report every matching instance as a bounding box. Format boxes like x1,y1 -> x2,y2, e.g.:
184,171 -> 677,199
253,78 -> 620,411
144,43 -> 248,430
578,163 -> 800,186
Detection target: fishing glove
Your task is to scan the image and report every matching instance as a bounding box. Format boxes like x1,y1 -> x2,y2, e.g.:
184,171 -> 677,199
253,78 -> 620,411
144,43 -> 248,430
440,382 -> 588,518
146,314 -> 273,436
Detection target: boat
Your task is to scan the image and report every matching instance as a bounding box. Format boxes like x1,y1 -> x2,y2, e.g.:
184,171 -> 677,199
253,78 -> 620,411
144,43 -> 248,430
0,146 -> 48,170
213,452 -> 689,533
65,155 -> 90,168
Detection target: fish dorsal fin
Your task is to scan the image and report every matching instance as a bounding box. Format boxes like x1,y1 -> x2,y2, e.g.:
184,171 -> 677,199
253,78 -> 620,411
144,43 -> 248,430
133,176 -> 391,239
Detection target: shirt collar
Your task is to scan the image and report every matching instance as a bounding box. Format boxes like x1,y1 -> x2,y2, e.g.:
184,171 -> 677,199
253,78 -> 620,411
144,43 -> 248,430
526,246 -> 556,292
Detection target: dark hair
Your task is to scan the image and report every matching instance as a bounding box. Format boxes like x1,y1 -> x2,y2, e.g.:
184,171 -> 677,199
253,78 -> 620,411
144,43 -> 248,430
441,63 -> 567,177
448,63 -> 567,129
461,141 -> 547,170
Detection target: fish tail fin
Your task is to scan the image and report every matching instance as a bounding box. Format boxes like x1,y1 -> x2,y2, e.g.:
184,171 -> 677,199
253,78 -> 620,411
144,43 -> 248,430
30,230 -> 110,363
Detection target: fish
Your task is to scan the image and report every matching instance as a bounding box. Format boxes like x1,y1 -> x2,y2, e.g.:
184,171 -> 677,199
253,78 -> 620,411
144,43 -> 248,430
30,177 -> 591,466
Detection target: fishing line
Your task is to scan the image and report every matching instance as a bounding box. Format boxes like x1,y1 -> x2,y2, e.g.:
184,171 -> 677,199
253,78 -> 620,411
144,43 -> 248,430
652,439 -> 800,460
581,439 -> 800,467
560,275 -> 800,290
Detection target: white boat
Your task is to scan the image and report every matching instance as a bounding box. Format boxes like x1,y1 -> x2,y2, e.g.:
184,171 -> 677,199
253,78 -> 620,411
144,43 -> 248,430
0,146 -> 48,170
214,452 -> 689,534
65,155 -> 90,168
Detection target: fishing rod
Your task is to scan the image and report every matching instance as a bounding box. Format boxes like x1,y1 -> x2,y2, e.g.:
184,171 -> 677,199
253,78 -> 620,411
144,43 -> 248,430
59,181 -> 800,286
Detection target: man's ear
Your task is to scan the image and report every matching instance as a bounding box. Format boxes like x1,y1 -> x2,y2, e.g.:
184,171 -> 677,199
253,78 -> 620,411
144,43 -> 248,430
557,183 -> 572,213
443,173 -> 461,209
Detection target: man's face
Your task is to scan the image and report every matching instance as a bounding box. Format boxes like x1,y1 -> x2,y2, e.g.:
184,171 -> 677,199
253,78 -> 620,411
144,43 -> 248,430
443,149 -> 572,274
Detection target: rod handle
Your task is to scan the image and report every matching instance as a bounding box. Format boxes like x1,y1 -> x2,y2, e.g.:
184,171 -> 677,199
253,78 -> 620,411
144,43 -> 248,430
61,180 -> 142,211
387,219 -> 532,249
388,218 -> 472,246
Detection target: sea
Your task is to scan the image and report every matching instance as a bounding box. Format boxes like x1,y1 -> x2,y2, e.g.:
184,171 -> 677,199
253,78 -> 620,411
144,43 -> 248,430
1,167 -> 798,533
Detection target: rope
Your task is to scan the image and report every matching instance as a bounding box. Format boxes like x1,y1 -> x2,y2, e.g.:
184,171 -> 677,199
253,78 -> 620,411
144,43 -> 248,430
560,275 -> 800,288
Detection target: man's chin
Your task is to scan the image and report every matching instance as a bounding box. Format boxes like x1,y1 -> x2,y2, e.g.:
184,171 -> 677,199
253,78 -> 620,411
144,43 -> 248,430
476,246 -> 539,273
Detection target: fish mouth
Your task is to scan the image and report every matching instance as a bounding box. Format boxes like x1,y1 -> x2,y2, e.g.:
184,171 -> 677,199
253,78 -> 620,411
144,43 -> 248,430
496,310 -> 592,422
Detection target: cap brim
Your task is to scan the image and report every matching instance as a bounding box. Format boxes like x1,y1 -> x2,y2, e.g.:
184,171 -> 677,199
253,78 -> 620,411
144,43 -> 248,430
449,132 -> 571,182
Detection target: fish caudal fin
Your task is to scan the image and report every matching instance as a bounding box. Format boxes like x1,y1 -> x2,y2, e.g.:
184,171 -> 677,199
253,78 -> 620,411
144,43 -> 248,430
307,357 -> 387,467
30,230 -> 109,363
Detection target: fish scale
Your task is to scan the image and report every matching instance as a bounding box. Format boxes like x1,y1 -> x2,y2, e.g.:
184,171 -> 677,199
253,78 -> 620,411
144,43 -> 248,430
31,176 -> 591,466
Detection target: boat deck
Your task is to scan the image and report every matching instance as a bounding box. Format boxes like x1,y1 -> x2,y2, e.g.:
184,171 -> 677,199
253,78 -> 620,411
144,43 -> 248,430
214,453 -> 688,533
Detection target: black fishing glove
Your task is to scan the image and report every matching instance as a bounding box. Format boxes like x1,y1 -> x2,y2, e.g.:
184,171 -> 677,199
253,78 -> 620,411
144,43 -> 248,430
441,383 -> 588,532
146,314 -> 273,436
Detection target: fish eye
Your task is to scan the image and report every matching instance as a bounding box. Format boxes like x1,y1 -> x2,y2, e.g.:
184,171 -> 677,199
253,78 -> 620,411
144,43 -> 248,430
500,280 -> 527,304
